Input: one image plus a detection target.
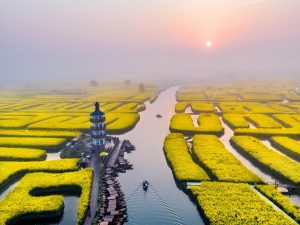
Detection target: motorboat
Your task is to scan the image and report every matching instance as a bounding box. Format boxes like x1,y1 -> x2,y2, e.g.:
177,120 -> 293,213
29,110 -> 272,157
143,180 -> 149,191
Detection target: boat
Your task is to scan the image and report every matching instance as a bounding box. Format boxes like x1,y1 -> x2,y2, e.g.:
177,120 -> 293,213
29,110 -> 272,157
156,114 -> 162,118
143,180 -> 149,191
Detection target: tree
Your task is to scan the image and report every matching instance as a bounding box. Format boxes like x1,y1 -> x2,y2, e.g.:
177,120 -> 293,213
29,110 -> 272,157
90,80 -> 98,87
139,83 -> 145,92
124,79 -> 131,85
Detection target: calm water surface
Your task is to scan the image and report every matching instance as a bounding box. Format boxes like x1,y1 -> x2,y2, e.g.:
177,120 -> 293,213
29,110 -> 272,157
118,87 -> 205,225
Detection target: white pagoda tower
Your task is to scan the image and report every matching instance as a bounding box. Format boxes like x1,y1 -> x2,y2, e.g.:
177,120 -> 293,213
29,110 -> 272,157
90,102 -> 106,151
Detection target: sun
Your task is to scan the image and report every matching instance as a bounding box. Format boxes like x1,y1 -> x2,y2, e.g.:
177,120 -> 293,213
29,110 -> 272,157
205,40 -> 212,48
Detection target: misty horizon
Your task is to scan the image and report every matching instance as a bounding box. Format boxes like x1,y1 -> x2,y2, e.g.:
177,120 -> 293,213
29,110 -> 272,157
1,0 -> 300,84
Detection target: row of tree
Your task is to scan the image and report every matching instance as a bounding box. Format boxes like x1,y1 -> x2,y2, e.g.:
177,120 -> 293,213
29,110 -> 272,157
89,79 -> 145,92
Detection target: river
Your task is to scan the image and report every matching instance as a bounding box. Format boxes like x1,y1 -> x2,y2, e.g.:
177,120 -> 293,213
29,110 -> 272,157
117,87 -> 205,225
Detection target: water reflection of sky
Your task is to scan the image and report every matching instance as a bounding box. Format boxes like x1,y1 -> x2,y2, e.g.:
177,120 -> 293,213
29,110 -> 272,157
118,87 -> 205,225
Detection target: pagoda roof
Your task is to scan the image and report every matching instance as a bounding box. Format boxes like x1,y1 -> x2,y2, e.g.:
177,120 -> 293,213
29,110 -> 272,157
90,102 -> 105,116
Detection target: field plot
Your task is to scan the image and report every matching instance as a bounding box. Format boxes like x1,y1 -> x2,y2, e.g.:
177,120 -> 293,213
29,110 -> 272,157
175,102 -> 215,113
0,169 -> 92,225
0,82 -> 160,224
0,147 -> 46,161
256,185 -> 300,223
231,135 -> 300,184
223,113 -> 283,129
164,133 -> 210,182
189,182 -> 294,225
193,135 -> 262,183
165,80 -> 300,224
270,136 -> 300,161
170,113 -> 223,135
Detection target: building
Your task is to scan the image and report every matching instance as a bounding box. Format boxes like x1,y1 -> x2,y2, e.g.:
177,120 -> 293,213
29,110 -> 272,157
90,102 -> 106,151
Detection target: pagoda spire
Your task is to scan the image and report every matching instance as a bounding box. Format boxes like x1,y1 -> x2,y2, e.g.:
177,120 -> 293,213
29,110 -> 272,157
95,102 -> 100,111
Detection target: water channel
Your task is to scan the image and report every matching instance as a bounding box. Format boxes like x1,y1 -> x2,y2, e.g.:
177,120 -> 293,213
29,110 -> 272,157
117,86 -> 205,225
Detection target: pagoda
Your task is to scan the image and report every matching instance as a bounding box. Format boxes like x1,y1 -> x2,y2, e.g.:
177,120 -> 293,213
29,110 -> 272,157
90,102 -> 106,151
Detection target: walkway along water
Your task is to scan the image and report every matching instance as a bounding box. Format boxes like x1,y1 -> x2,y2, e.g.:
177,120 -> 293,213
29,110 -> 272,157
117,87 -> 205,225
83,146 -> 101,225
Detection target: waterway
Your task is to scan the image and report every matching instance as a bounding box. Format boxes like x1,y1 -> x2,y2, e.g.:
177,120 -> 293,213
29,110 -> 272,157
48,197 -> 78,225
118,87 -> 205,225
13,197 -> 78,225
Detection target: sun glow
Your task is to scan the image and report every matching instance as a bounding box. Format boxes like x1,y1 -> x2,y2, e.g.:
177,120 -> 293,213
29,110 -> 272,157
206,40 -> 212,48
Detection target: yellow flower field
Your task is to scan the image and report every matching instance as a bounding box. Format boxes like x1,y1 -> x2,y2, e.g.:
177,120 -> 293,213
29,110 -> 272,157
0,137 -> 66,148
165,81 -> 300,224
163,133 -> 210,182
0,147 -> 46,161
193,135 -> 262,183
0,159 -> 79,186
169,113 -> 224,135
0,169 -> 92,225
0,82 -> 160,224
256,185 -> 300,223
189,182 -> 295,225
270,136 -> 300,160
231,136 -> 300,184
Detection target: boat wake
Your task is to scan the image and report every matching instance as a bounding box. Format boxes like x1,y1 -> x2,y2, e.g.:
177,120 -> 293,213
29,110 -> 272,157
125,182 -> 183,225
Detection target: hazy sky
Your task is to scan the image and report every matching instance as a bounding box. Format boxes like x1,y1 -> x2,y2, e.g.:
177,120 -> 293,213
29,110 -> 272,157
0,0 -> 300,83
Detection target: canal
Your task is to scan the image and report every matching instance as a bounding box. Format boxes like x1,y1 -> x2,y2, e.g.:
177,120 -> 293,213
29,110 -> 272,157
117,87 -> 205,225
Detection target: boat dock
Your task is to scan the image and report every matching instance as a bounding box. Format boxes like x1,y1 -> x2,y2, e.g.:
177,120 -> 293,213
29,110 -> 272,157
105,138 -> 124,168
94,139 -> 135,225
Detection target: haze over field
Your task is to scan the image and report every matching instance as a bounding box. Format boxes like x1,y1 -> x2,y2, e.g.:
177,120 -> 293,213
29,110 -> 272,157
0,0 -> 300,84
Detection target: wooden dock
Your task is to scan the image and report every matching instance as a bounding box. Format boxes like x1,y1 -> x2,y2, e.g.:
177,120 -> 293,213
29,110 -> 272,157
105,139 -> 124,168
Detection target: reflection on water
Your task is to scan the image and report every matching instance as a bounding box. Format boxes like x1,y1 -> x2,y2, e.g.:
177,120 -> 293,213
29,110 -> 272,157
289,195 -> 300,207
118,87 -> 205,225
126,183 -> 183,225
11,196 -> 78,225
50,196 -> 79,225
219,117 -> 275,182
0,181 -> 19,201
46,151 -> 61,161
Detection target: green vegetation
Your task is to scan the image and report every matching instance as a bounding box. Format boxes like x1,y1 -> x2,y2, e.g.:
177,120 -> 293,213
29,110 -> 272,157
256,185 -> 300,223
189,182 -> 294,225
163,133 -> 210,182
231,136 -> 300,184
193,135 -> 262,183
0,147 -> 46,161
